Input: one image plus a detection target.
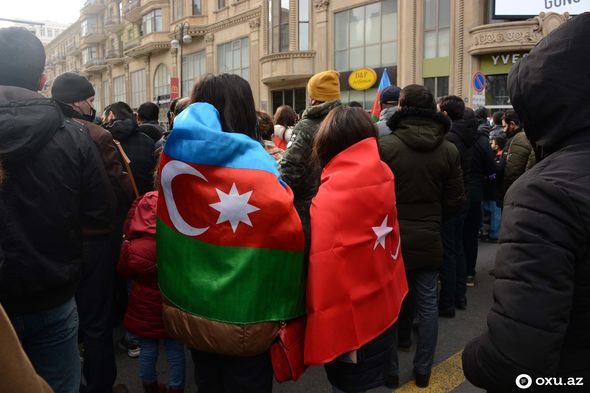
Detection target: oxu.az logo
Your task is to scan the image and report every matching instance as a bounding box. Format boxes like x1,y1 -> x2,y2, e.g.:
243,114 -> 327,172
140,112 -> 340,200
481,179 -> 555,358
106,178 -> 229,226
515,374 -> 584,389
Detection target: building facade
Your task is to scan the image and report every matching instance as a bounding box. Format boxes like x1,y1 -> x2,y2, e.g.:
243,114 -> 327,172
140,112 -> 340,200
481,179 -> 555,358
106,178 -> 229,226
43,0 -> 574,120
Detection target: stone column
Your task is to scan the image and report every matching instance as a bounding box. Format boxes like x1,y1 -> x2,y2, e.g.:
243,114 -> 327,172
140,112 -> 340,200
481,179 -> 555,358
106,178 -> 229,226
398,0 -> 419,86
313,0 -> 329,71
450,0 -> 465,97
124,62 -> 131,104
204,33 -> 215,73
289,0 -> 297,51
144,54 -> 151,102
249,18 -> 262,107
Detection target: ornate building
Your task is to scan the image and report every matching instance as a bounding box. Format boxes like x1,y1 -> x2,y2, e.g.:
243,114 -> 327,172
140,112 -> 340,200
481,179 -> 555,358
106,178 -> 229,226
43,0 -> 574,120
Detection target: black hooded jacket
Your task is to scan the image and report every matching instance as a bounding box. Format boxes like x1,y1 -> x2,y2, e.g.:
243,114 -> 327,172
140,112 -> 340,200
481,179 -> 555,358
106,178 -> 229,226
0,87 -> 113,315
446,118 -> 477,194
104,119 -> 155,195
463,13 -> 590,392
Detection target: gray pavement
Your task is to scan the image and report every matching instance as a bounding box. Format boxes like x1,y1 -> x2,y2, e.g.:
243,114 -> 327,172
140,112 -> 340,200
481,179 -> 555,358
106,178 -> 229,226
112,241 -> 498,393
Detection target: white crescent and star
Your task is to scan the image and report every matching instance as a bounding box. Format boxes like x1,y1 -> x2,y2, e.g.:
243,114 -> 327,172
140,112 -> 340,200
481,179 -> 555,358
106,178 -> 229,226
161,160 -> 260,236
372,215 -> 401,261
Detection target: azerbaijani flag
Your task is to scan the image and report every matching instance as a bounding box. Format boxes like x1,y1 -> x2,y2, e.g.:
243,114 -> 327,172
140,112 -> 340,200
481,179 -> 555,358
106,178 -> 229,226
157,102 -> 306,324
370,69 -> 392,122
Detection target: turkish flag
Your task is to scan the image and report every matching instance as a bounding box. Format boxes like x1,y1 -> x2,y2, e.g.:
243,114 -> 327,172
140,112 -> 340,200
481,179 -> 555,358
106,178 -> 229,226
304,138 -> 408,365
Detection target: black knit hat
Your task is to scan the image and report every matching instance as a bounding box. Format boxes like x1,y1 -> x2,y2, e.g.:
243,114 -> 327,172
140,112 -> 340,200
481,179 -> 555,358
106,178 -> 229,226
380,85 -> 401,105
51,72 -> 95,103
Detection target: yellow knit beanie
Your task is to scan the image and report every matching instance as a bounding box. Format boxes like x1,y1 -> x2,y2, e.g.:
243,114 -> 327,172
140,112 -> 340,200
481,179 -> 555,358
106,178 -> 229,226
307,70 -> 341,102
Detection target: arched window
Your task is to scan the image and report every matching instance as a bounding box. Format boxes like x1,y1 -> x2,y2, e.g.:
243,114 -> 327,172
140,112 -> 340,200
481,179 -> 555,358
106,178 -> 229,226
153,64 -> 171,100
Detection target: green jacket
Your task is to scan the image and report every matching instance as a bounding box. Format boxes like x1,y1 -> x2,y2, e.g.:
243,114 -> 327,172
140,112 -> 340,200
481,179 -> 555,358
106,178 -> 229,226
279,99 -> 342,255
379,107 -> 466,271
502,130 -> 536,197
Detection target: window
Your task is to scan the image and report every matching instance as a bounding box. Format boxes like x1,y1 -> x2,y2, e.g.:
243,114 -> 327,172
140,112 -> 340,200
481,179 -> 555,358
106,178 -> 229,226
271,88 -> 306,115
81,18 -> 98,36
193,0 -> 202,15
153,64 -> 171,100
82,47 -> 97,65
113,76 -> 126,103
103,80 -> 110,106
141,9 -> 162,35
182,51 -> 206,96
217,38 -> 250,81
424,76 -> 449,99
339,87 -> 378,109
130,69 -> 146,108
268,0 -> 289,53
485,75 -> 510,106
298,0 -> 309,50
334,0 -> 397,71
424,0 -> 450,59
172,0 -> 184,20
218,0 -> 226,9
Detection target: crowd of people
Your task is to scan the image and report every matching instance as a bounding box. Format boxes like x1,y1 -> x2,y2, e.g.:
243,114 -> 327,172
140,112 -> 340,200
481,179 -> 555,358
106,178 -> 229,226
1,12 -> 590,393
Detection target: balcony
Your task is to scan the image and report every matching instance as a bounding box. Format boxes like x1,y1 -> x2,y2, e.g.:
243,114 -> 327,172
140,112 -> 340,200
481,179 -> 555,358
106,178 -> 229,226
124,0 -> 142,22
83,58 -> 107,73
80,28 -> 107,46
106,49 -> 125,64
104,14 -> 125,33
123,37 -> 140,51
56,54 -> 67,64
124,32 -> 170,57
81,0 -> 106,15
260,51 -> 316,85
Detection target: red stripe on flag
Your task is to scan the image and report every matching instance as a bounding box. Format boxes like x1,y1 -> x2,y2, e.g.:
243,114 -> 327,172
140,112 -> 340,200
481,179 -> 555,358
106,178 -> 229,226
371,90 -> 381,122
157,153 -> 304,250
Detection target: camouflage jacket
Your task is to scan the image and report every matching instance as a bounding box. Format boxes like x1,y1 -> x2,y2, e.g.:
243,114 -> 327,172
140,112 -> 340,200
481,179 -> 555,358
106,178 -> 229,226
279,99 -> 342,255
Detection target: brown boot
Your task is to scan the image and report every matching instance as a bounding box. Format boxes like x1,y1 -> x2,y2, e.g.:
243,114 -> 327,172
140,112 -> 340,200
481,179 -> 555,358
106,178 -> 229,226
143,382 -> 167,393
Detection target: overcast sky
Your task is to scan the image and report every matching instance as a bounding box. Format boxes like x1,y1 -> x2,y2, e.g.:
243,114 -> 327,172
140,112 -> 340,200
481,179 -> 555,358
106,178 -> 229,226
1,0 -> 84,25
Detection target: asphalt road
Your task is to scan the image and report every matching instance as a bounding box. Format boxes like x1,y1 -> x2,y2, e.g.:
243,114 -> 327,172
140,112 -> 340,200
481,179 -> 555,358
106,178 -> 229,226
111,241 -> 499,393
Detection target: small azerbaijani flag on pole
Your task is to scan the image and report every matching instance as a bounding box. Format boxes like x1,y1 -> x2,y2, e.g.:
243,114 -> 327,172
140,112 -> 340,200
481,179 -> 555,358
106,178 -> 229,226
370,69 -> 392,122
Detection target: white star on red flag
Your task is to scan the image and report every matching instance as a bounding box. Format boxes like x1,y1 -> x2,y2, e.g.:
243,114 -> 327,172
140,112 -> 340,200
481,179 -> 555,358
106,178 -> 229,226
210,183 -> 260,233
372,215 -> 393,250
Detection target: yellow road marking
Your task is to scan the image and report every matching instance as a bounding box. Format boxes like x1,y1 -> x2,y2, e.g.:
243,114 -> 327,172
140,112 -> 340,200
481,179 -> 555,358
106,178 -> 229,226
394,351 -> 465,393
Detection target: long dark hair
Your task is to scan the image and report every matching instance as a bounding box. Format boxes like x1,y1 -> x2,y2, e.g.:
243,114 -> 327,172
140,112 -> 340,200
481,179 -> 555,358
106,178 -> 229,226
312,105 -> 377,168
273,105 -> 298,128
191,74 -> 259,140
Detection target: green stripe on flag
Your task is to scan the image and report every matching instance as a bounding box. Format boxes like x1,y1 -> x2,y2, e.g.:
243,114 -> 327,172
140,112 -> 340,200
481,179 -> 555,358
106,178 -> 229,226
157,218 -> 306,324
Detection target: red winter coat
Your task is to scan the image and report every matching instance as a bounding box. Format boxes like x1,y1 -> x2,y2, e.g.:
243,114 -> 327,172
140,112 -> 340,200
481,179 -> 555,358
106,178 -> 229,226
117,192 -> 167,339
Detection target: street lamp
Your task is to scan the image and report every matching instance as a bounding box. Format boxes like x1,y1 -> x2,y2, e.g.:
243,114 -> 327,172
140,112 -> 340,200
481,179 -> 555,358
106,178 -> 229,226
170,22 -> 192,48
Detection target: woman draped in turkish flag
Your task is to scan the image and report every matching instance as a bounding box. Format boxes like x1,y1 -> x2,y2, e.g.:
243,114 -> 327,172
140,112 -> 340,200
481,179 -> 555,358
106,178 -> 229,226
306,105 -> 408,393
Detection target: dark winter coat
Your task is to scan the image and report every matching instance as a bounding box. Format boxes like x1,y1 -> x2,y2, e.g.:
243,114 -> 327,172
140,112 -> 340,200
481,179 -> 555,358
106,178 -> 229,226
325,325 -> 396,392
446,118 -> 477,195
467,129 -> 496,203
104,119 -> 156,195
463,13 -> 590,392
117,192 -> 168,339
279,99 -> 342,256
138,121 -> 165,143
57,103 -> 134,209
0,87 -> 114,315
502,129 -> 535,197
379,107 -> 466,271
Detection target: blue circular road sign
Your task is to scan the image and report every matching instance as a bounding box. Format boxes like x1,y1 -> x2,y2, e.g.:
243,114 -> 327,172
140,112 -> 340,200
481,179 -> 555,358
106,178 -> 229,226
473,72 -> 486,93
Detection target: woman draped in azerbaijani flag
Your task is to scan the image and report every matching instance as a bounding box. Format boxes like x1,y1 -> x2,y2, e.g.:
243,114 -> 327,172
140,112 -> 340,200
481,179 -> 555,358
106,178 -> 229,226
306,105 -> 408,393
156,74 -> 306,393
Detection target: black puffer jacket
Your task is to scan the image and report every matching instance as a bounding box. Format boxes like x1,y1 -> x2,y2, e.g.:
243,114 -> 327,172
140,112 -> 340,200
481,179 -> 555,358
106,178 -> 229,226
446,118 -> 477,194
104,119 -> 156,195
0,87 -> 113,315
467,129 -> 496,203
379,108 -> 466,271
138,121 -> 165,143
463,13 -> 590,392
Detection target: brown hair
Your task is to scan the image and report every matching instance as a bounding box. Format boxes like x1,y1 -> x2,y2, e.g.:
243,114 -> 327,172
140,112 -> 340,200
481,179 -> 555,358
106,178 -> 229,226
256,111 -> 274,140
312,105 -> 377,168
273,105 -> 298,128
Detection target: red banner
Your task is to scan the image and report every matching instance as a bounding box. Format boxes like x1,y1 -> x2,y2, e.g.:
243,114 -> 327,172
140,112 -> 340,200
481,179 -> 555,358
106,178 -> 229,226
170,77 -> 180,100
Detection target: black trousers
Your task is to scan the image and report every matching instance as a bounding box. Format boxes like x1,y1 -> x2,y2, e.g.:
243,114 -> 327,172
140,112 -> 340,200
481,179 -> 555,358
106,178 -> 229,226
191,349 -> 273,393
463,201 -> 483,277
76,236 -> 118,393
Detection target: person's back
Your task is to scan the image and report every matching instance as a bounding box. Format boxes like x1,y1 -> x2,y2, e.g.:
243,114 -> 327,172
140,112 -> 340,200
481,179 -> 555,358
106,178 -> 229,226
103,102 -> 156,195
379,85 -> 465,388
137,102 -> 165,143
0,27 -> 113,393
463,13 -> 590,391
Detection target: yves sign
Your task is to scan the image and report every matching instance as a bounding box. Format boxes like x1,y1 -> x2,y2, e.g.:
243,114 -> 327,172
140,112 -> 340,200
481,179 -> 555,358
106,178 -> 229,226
493,0 -> 590,18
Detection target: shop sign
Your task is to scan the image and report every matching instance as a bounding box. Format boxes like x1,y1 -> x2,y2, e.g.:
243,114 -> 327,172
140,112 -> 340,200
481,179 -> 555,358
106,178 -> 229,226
493,0 -> 590,18
170,77 -> 180,100
481,52 -> 528,75
348,68 -> 377,91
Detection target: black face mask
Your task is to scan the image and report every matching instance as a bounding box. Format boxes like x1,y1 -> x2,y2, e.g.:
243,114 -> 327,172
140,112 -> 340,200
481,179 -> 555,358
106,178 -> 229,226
82,107 -> 97,122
